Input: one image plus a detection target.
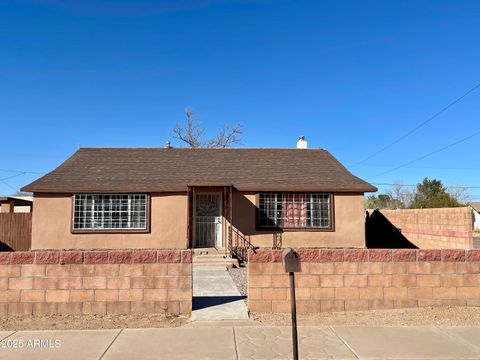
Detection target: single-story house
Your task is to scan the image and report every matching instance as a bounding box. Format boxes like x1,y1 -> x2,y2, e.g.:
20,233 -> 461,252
469,202 -> 480,231
22,147 -> 376,257
0,196 -> 33,213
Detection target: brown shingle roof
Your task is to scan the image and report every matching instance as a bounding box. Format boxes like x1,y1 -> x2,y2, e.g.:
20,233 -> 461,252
21,148 -> 377,193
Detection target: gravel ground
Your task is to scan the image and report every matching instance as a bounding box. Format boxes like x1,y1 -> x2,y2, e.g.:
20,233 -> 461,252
228,266 -> 247,301
252,306 -> 480,326
3,306 -> 480,330
0,313 -> 187,331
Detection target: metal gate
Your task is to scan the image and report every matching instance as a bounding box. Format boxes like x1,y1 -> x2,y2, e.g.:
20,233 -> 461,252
194,193 -> 222,248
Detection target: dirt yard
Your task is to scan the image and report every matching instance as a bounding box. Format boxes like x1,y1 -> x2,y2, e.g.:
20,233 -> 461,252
3,306 -> 480,330
252,306 -> 480,326
0,313 -> 188,331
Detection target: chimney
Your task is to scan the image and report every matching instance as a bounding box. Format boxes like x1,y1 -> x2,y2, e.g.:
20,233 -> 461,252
296,136 -> 307,149
165,141 -> 172,149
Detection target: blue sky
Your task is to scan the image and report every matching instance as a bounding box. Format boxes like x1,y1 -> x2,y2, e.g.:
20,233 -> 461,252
1,0 -> 479,199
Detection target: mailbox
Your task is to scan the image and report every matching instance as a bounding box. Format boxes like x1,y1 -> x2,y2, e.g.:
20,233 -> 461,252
282,248 -> 301,273
283,248 -> 301,359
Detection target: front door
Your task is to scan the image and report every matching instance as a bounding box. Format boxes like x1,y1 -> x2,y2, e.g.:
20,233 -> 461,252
194,193 -> 222,248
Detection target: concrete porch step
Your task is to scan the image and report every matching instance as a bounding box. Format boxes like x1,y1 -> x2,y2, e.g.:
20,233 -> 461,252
193,261 -> 239,269
193,248 -> 226,256
193,259 -> 239,269
193,247 -> 239,269
192,266 -> 229,271
193,254 -> 229,261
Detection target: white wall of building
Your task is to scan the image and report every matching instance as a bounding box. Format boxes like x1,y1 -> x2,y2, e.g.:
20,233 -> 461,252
474,209 -> 480,231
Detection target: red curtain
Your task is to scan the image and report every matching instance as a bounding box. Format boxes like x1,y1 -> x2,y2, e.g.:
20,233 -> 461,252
282,193 -> 307,228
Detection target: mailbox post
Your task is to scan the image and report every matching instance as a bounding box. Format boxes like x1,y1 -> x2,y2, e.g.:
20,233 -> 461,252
282,248 -> 301,360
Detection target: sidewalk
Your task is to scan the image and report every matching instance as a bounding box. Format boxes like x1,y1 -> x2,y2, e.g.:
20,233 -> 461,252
191,267 -> 249,321
2,324 -> 480,359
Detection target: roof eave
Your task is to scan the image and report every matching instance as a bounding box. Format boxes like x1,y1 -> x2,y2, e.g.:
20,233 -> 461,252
25,185 -> 377,194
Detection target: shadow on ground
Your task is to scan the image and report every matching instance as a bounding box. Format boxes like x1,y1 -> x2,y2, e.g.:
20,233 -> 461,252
193,296 -> 247,310
366,210 -> 417,248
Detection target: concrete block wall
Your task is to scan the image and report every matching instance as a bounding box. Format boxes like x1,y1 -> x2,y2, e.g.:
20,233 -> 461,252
248,248 -> 480,313
0,250 -> 192,315
380,207 -> 473,249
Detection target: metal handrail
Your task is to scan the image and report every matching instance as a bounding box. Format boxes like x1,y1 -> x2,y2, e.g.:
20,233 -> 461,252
230,227 -> 258,263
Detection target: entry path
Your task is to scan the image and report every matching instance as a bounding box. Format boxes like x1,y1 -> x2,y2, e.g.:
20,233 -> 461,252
3,326 -> 480,359
190,267 -> 249,321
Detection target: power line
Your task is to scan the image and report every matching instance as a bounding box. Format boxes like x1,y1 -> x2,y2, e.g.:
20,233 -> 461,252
352,81 -> 480,167
371,182 -> 480,189
0,179 -> 18,193
0,169 -> 45,195
0,168 -> 45,175
0,173 -> 31,194
0,173 -> 25,194
0,173 -> 26,182
368,129 -> 480,180
362,164 -> 480,171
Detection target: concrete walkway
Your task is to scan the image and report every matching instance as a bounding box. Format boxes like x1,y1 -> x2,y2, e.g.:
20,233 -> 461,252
2,325 -> 480,359
191,267 -> 249,321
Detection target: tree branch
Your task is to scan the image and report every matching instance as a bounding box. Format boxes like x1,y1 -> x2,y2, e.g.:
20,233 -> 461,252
172,108 -> 205,147
172,108 -> 243,148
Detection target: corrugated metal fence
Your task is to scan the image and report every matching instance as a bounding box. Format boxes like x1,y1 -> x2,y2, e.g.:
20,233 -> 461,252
0,213 -> 32,251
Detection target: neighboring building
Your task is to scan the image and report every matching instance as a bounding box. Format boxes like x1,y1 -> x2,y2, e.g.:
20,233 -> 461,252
0,196 -> 33,213
22,147 -> 376,257
469,202 -> 480,231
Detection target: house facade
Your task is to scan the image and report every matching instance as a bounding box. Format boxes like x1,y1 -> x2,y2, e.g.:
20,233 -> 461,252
0,196 -> 33,213
469,202 -> 480,231
22,148 -> 376,256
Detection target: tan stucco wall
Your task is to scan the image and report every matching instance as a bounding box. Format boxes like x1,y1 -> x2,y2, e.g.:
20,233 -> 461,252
231,192 -> 365,248
31,193 -> 188,249
32,191 -> 365,250
1,202 -> 13,213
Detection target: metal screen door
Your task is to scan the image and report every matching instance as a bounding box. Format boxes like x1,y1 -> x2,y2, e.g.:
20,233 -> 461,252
194,193 -> 222,248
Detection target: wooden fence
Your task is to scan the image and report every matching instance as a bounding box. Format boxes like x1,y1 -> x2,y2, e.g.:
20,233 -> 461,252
0,213 -> 32,251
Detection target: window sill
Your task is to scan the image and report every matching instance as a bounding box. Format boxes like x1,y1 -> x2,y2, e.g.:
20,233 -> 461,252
256,227 -> 334,232
71,229 -> 150,234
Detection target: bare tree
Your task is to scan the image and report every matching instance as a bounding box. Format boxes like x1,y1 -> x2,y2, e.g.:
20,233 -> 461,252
365,181 -> 415,209
385,181 -> 414,209
447,185 -> 471,205
368,180 -> 471,210
172,107 -> 243,148
14,191 -> 32,197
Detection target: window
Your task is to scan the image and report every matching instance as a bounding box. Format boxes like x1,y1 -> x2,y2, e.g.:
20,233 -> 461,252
259,193 -> 331,229
73,194 -> 148,231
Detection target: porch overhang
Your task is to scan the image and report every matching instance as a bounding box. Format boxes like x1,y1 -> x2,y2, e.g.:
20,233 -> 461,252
187,185 -> 234,253
186,183 -> 235,189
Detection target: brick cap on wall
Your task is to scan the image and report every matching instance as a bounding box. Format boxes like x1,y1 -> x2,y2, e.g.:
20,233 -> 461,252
0,249 -> 193,265
248,248 -> 480,263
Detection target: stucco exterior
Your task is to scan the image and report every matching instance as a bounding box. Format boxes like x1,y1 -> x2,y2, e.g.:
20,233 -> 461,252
31,191 -> 366,250
31,193 -> 188,249
230,192 -> 365,248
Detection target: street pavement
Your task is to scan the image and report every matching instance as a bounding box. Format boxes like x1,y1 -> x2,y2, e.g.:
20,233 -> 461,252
2,324 -> 480,359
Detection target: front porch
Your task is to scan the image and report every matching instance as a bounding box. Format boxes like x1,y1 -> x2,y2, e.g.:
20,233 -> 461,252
187,185 -> 255,263
193,247 -> 239,269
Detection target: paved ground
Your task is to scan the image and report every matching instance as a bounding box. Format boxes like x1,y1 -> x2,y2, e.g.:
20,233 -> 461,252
3,325 -> 480,359
191,267 -> 249,321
